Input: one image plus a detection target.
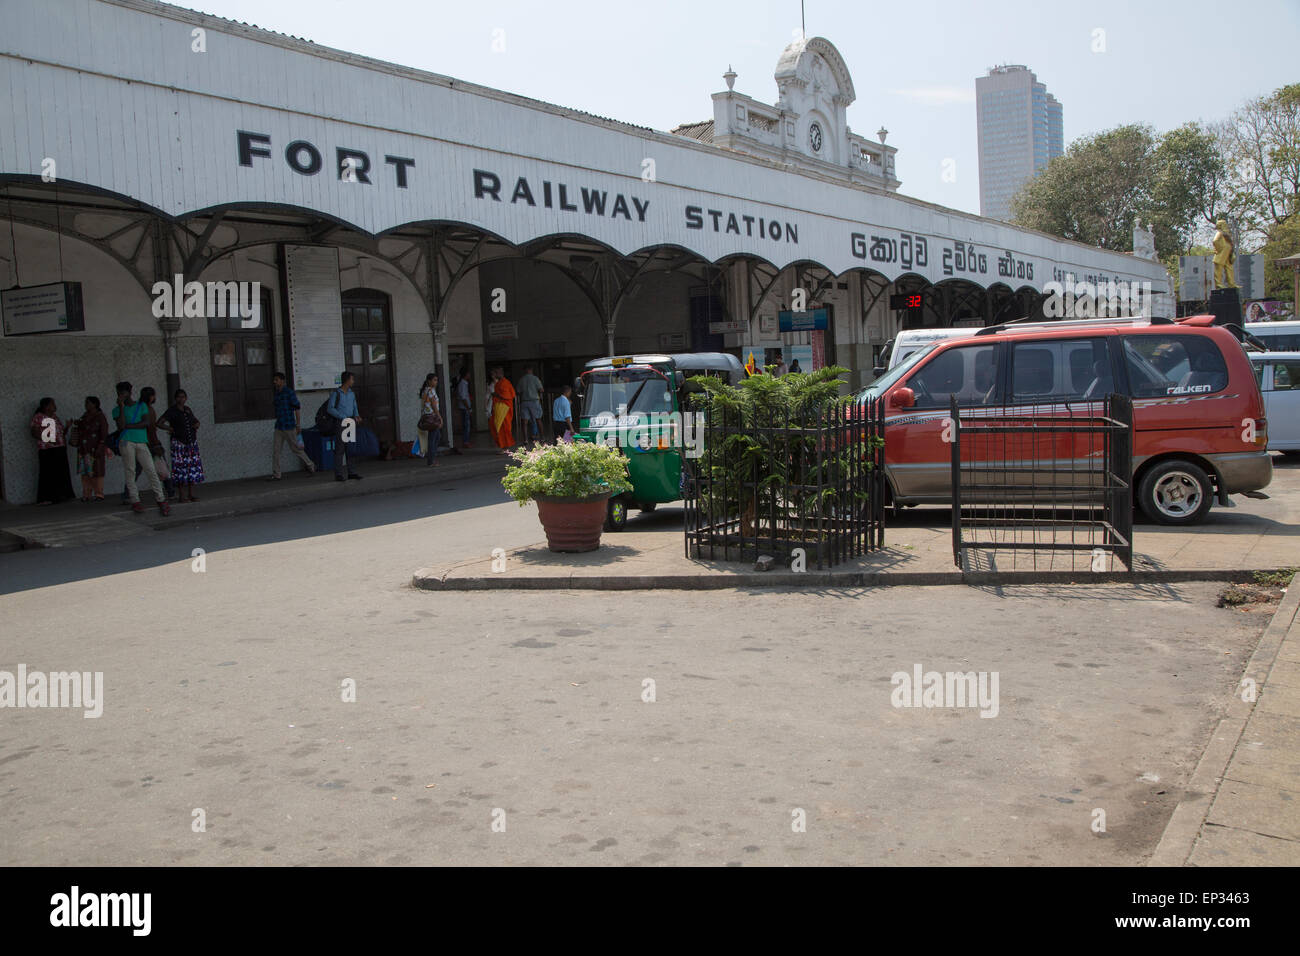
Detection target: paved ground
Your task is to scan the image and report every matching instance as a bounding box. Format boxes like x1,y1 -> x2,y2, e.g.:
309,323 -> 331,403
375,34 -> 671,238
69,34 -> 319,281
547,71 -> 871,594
0,446 -> 507,551
0,475 -> 1292,865
419,455 -> 1300,587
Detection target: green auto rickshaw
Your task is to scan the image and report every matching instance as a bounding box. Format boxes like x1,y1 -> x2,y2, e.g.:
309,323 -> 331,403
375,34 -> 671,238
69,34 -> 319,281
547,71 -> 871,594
576,352 -> 746,530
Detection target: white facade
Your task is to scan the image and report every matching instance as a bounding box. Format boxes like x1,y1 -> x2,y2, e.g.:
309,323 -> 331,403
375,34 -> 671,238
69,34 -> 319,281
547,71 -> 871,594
702,37 -> 900,192
0,0 -> 1169,503
0,2 -> 1159,288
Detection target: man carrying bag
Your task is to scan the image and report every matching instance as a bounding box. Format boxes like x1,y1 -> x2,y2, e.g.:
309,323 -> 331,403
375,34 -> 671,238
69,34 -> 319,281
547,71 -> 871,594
324,370 -> 363,482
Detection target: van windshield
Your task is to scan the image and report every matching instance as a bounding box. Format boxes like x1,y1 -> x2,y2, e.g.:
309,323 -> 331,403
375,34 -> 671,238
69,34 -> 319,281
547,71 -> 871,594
580,367 -> 675,422
856,345 -> 936,402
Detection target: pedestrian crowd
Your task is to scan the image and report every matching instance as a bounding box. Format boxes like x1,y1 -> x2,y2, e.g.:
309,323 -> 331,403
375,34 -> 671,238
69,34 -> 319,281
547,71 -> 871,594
30,382 -> 205,514
27,364 -> 583,509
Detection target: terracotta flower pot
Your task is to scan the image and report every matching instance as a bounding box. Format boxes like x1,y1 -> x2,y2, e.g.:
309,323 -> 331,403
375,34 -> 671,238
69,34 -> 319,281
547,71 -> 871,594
534,492 -> 611,552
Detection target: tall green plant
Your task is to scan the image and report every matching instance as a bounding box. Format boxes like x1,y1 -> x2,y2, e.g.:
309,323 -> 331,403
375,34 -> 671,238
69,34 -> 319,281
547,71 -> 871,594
685,368 -> 881,537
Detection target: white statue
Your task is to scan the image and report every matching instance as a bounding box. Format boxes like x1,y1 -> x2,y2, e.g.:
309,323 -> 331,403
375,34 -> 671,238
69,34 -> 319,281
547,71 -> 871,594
1132,220 -> 1156,261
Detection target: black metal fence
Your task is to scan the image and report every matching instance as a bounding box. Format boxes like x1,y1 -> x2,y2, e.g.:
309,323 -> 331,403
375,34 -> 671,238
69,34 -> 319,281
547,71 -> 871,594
684,398 -> 886,568
950,394 -> 1134,573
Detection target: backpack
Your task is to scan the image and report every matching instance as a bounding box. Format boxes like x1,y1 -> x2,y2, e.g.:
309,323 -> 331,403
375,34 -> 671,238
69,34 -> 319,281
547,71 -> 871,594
315,396 -> 338,436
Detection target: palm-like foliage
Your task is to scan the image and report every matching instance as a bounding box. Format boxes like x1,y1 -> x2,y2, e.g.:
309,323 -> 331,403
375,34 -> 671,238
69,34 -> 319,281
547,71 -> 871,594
685,367 -> 881,538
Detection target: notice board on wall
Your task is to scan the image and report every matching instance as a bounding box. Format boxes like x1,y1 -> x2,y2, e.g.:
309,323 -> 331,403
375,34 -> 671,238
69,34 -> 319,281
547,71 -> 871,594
284,245 -> 344,391
2,282 -> 85,335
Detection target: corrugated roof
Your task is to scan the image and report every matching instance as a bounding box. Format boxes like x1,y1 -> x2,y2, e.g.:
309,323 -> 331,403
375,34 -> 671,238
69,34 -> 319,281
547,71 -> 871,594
183,5 -> 315,44
147,1 -> 654,133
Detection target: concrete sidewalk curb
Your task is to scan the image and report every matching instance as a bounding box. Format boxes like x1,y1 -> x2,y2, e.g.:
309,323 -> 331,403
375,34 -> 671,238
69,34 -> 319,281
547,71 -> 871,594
1,456 -> 505,547
1148,580 -> 1300,867
144,460 -> 501,534
412,565 -> 1280,591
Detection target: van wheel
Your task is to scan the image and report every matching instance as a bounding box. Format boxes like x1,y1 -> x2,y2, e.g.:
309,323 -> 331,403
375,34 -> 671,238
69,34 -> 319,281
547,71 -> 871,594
1138,461 -> 1213,525
605,497 -> 628,532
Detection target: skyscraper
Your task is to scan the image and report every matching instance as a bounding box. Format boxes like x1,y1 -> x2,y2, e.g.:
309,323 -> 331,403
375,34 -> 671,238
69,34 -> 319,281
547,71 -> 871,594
976,65 -> 1064,222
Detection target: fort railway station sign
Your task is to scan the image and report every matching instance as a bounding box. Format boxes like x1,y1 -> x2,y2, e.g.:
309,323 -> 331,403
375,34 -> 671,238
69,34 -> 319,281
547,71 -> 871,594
1,0 -> 1167,298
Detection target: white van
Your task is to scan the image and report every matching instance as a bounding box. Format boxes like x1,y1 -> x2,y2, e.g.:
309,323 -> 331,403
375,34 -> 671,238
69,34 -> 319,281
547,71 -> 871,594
1250,351 -> 1300,454
874,328 -> 980,377
1245,320 -> 1300,352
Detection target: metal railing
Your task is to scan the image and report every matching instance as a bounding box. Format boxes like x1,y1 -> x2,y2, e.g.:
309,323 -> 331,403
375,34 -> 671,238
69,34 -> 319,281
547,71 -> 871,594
684,398 -> 886,569
950,394 -> 1134,573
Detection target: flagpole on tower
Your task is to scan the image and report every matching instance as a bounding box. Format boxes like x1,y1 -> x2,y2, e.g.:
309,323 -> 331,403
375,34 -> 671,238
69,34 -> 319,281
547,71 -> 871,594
801,1 -> 806,38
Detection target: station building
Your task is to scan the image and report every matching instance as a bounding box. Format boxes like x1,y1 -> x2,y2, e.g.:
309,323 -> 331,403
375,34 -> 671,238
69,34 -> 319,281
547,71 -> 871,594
0,0 -> 1169,503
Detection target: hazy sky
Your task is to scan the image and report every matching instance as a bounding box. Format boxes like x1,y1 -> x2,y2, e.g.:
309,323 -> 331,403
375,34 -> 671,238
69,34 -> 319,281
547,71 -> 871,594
182,0 -> 1300,216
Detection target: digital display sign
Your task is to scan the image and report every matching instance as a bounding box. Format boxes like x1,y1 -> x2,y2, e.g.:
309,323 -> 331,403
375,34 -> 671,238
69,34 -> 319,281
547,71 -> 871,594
889,293 -> 924,311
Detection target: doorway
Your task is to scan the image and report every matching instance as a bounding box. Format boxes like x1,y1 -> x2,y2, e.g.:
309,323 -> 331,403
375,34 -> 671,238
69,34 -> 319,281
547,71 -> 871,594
341,289 -> 397,447
447,350 -> 479,442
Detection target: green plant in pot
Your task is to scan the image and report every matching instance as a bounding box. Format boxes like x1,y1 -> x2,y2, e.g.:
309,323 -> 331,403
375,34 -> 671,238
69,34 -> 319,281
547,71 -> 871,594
502,440 -> 633,552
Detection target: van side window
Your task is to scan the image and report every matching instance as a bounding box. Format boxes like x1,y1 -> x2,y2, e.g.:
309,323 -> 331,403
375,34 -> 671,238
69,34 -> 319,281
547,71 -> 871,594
1011,337 -> 1111,402
907,344 -> 997,409
1273,362 -> 1300,390
1122,335 -> 1228,398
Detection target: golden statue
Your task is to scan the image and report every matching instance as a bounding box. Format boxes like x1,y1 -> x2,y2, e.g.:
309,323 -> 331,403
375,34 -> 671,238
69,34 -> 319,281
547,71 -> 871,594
1212,219 -> 1237,289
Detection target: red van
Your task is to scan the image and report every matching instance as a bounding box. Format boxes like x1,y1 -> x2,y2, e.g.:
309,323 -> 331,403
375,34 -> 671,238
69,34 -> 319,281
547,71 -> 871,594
857,316 -> 1272,525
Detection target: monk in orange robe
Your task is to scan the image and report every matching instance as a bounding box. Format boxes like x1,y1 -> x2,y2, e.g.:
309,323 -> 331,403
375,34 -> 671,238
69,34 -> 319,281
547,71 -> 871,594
489,367 -> 516,450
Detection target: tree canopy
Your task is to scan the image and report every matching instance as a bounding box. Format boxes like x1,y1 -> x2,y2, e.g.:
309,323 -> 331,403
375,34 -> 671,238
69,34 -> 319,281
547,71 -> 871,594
1010,123 -> 1221,261
1010,85 -> 1300,302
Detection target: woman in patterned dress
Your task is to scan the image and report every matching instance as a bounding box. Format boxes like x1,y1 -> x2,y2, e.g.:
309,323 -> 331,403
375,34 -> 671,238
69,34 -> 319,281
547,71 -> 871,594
156,388 -> 205,502
76,395 -> 110,501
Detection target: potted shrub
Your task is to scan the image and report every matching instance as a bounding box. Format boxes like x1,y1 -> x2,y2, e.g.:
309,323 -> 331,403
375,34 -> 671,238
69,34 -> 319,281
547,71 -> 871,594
501,440 -> 633,552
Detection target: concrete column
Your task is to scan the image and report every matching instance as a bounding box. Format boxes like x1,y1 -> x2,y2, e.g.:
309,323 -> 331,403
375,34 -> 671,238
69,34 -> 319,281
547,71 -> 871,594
723,260 -> 753,353
160,318 -> 182,401
430,310 -> 452,446
153,220 -> 181,399
424,236 -> 454,447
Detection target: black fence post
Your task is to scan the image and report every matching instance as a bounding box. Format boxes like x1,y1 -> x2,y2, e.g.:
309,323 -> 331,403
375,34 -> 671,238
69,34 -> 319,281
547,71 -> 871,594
1111,393 -> 1134,571
950,395 -> 962,570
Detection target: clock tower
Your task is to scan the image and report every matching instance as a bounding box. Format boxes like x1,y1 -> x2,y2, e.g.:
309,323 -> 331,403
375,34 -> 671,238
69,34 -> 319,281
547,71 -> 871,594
680,36 -> 900,192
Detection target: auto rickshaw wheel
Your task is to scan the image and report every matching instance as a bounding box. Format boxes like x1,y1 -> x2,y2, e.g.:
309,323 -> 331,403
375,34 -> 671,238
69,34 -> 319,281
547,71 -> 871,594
605,497 -> 628,531
639,502 -> 657,512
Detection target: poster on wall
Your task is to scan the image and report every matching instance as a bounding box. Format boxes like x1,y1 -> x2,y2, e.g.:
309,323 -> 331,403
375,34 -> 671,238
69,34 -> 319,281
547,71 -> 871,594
283,245 -> 345,391
2,281 -> 85,335
811,331 -> 826,371
1245,300 -> 1293,322
786,344 -> 813,371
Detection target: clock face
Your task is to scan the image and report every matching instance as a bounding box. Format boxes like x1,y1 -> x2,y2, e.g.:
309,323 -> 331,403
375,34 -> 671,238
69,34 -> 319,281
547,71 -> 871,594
808,122 -> 823,153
